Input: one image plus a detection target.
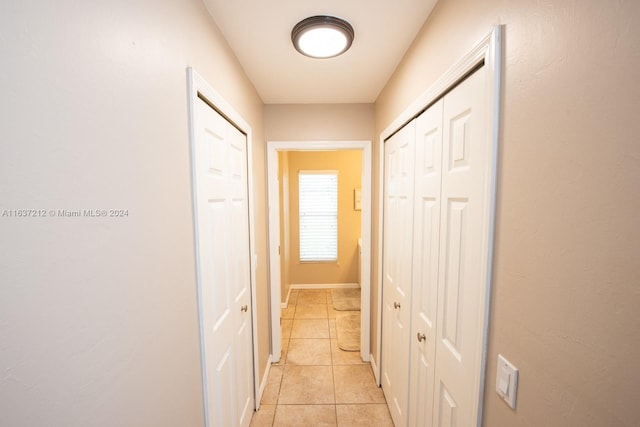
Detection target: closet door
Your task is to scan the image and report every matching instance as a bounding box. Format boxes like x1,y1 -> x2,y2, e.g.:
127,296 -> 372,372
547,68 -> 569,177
383,65 -> 492,427
381,120 -> 416,427
193,97 -> 254,427
432,66 -> 489,427
408,99 -> 444,427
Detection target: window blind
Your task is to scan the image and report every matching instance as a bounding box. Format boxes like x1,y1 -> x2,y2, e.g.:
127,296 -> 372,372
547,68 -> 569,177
298,171 -> 338,262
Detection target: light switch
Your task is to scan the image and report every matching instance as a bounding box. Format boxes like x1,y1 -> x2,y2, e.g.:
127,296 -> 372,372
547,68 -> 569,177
496,354 -> 518,409
498,372 -> 509,395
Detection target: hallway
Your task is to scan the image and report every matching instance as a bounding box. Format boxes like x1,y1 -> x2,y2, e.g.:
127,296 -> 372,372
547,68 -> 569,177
250,289 -> 394,426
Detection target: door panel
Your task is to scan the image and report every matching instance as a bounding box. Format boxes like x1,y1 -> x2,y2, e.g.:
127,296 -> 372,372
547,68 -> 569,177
434,66 -> 488,426
381,120 -> 415,427
441,198 -> 467,360
236,316 -> 253,426
208,201 -> 230,331
194,97 -> 254,427
213,347 -> 235,426
438,383 -> 457,427
409,98 -> 443,427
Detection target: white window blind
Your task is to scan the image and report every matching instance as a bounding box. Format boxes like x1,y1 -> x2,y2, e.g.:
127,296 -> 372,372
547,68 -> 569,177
299,171 -> 338,262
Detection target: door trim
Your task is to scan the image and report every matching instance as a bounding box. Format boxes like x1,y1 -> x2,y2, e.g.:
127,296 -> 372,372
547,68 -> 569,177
187,67 -> 260,422
376,25 -> 503,425
266,140 -> 372,364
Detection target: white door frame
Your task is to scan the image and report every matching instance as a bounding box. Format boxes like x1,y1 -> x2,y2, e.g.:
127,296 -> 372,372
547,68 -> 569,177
267,140 -> 372,364
376,25 -> 503,423
187,67 -> 261,420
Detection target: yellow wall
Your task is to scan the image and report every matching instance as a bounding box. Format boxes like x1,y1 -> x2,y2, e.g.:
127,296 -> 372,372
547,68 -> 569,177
373,0 -> 640,425
278,151 -> 291,302
265,103 -> 374,302
284,150 -> 362,285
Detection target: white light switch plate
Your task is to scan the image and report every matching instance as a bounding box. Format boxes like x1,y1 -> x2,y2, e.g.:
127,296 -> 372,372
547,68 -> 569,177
496,354 -> 518,409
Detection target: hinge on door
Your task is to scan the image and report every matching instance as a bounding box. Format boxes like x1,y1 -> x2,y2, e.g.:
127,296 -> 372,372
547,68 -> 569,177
278,245 -> 281,255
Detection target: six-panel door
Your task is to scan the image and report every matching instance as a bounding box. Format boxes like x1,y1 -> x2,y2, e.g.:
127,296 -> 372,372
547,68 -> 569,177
194,97 -> 254,427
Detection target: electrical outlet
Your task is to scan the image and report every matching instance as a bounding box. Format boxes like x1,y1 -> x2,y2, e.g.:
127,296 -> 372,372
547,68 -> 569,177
496,354 -> 518,409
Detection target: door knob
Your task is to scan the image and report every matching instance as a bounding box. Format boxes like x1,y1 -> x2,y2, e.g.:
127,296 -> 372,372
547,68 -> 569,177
241,305 -> 248,312
393,302 -> 401,309
417,332 -> 426,342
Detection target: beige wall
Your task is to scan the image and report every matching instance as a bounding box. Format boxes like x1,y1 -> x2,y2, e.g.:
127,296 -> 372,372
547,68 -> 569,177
374,0 -> 640,426
284,151 -> 362,285
264,103 -> 375,141
0,1 -> 269,426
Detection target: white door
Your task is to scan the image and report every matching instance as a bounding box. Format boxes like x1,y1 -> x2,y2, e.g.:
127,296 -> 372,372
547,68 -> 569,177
381,120 -> 415,427
432,66 -> 489,426
408,98 -> 444,427
193,97 -> 254,427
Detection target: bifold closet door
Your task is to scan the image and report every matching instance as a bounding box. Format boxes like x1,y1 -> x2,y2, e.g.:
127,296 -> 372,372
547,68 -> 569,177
430,65 -> 489,427
408,98 -> 444,427
383,65 -> 491,427
381,120 -> 416,427
193,98 -> 254,427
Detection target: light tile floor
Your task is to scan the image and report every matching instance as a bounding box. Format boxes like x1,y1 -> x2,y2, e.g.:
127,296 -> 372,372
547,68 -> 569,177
250,289 -> 395,427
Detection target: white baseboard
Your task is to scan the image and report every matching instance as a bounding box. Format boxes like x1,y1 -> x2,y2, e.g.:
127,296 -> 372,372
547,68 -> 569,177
281,283 -> 360,307
256,356 -> 272,410
280,286 -> 293,309
290,283 -> 360,290
370,353 -> 380,386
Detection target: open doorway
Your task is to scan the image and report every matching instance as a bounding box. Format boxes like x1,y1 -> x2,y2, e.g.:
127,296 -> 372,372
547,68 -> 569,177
266,140 -> 372,365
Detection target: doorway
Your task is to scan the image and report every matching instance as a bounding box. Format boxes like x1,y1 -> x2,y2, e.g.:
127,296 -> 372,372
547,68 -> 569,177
266,140 -> 372,365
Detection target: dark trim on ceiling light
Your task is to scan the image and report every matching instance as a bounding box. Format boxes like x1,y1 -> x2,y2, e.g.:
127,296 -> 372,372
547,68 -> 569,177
291,15 -> 355,58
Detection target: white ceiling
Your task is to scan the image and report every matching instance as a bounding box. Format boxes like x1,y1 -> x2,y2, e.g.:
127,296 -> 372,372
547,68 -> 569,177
202,0 -> 438,104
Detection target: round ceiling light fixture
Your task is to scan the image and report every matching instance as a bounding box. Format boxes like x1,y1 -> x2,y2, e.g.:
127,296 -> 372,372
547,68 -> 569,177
291,15 -> 354,59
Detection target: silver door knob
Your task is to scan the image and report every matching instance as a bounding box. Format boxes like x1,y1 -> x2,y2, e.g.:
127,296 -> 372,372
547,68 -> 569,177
241,305 -> 248,312
393,302 -> 401,309
417,332 -> 426,342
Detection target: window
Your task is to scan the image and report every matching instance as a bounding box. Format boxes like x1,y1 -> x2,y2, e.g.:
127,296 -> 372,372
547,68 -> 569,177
298,171 -> 338,262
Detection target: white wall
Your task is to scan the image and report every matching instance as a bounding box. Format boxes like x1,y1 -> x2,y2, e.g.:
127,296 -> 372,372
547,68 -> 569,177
0,1 -> 266,426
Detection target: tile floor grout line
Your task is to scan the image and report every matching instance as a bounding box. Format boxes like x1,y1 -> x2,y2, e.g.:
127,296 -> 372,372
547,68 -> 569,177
273,290 -> 296,426
327,290 -> 339,425
254,289 -> 393,426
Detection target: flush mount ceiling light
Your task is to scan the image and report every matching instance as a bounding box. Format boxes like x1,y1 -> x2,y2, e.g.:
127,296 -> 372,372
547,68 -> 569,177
291,15 -> 355,59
